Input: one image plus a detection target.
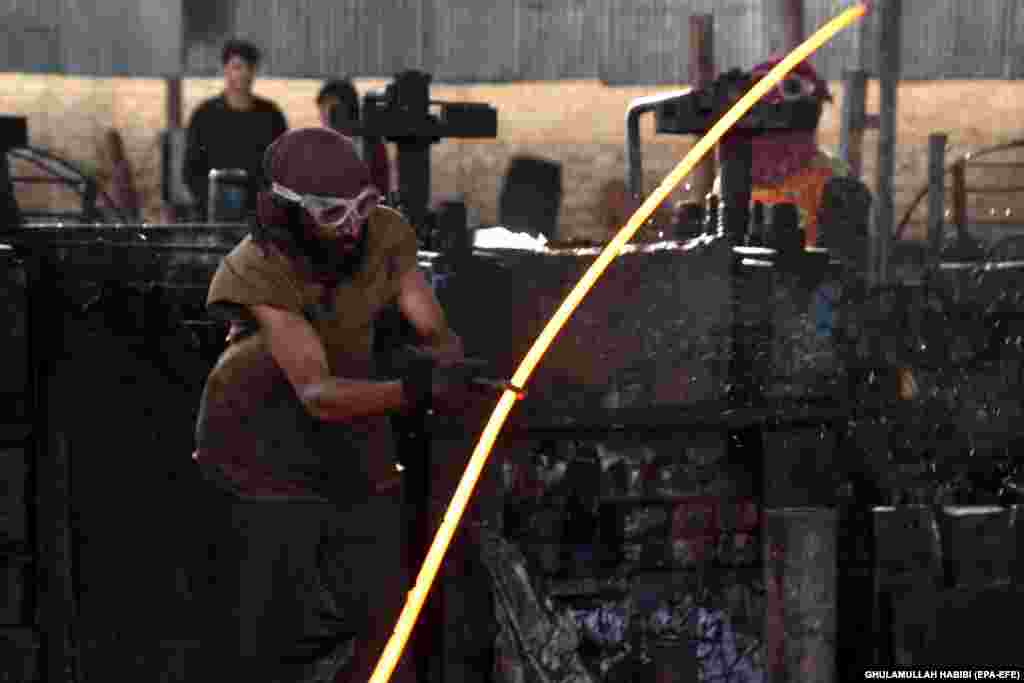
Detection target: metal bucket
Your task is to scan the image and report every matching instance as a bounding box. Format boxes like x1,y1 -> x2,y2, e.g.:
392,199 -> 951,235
207,168 -> 249,223
763,507 -> 837,683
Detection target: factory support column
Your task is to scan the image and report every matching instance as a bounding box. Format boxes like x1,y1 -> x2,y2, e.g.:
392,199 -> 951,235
871,0 -> 902,286
687,14 -> 716,204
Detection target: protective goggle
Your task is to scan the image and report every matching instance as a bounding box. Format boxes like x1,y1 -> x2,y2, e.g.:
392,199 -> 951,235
271,182 -> 380,230
777,74 -> 816,100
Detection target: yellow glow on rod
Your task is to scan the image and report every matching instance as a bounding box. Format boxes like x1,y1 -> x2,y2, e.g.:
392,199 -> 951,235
368,4 -> 868,682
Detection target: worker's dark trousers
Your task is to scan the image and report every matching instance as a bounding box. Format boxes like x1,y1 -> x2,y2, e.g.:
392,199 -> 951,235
197,485 -> 415,683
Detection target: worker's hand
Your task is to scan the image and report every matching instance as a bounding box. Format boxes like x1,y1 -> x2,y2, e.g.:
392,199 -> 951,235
402,343 -> 465,367
400,347 -> 493,414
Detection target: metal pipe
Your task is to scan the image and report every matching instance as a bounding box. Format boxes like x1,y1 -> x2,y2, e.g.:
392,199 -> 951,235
839,69 -> 868,178
872,0 -> 902,286
718,134 -> 753,244
428,398 -> 903,440
688,14 -> 717,202
927,133 -> 947,266
165,77 -> 183,130
624,90 -> 693,200
22,241 -> 235,253
782,0 -> 806,50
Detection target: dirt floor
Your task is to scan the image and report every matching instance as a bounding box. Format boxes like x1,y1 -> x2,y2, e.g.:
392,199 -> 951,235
3,73 -> 1024,242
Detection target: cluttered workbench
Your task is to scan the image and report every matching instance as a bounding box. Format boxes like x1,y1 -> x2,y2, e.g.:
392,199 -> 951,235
4,212 -> 1024,681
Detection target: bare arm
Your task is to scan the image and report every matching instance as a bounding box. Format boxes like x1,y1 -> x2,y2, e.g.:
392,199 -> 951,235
396,267 -> 463,360
249,303 -> 406,422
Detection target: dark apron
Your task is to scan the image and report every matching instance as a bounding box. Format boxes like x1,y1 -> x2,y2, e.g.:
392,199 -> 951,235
193,337 -> 411,681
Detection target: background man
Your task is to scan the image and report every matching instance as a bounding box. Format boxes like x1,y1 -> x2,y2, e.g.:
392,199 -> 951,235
316,78 -> 392,196
184,39 -> 288,221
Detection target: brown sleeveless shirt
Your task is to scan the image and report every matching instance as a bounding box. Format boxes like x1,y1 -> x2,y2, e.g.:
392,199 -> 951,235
195,206 -> 418,502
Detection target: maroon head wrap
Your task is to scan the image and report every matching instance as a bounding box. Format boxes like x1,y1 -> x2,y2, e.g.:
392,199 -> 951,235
745,57 -> 830,186
750,57 -> 831,104
257,127 -> 371,229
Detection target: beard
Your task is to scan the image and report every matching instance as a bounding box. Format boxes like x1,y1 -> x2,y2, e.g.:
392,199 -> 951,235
259,214 -> 369,286
299,223 -> 368,283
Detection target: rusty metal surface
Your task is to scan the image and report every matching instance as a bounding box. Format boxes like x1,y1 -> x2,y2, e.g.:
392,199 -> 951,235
3,221 -> 1024,678
3,224 -> 1024,475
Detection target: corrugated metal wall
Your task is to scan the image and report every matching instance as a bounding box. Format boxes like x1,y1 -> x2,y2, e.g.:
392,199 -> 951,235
173,0 -> 1024,82
0,0 -> 181,76
3,0 -> 1024,82
0,0 -> 63,73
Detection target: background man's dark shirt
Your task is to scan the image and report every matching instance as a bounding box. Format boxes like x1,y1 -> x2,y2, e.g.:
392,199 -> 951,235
184,94 -> 287,219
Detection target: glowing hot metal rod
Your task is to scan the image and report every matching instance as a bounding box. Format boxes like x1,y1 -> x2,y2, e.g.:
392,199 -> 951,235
368,3 -> 872,681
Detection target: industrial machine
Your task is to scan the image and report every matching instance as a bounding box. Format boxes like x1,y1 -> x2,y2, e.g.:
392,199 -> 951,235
329,69 -> 498,251
625,68 -> 821,249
